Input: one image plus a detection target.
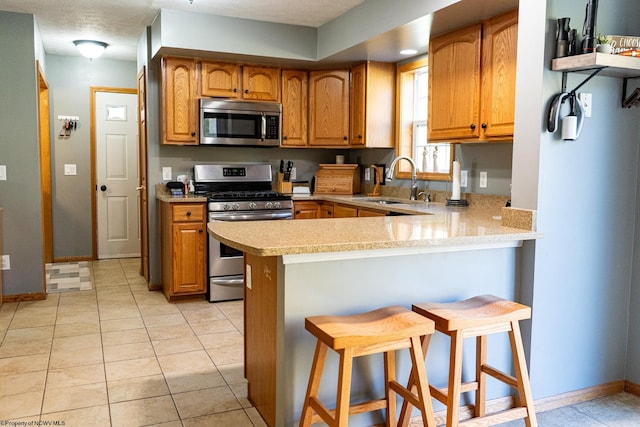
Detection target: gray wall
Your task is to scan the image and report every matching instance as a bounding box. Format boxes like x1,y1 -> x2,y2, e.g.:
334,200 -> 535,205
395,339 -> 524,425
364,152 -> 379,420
0,12 -> 44,296
45,55 -> 137,259
512,0 -> 640,398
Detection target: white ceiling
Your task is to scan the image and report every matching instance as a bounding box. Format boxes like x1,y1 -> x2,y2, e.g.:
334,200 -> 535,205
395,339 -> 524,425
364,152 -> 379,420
0,0 -> 366,61
0,0 -> 518,63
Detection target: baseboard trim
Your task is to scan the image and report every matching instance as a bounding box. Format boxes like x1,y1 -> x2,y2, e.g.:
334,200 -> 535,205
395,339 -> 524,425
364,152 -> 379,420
625,380 -> 640,397
3,292 -> 47,302
410,380 -> 628,425
52,256 -> 93,263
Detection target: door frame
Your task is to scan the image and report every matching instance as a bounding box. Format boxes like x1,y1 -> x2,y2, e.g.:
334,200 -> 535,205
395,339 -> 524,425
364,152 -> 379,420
137,67 -> 150,282
37,61 -> 52,293
90,87 -> 138,260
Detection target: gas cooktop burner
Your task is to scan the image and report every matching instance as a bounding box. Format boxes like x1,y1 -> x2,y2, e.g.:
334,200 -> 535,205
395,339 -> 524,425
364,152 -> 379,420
206,190 -> 291,201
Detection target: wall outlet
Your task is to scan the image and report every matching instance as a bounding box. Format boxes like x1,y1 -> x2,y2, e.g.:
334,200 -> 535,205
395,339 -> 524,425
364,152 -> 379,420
0,165 -> 6,181
162,167 -> 172,181
479,171 -> 488,188
460,170 -> 468,188
1,255 -> 9,270
291,167 -> 297,181
578,93 -> 592,118
365,167 -> 371,181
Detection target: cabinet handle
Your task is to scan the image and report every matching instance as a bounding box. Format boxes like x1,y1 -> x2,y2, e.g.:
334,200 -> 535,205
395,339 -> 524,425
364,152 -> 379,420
245,89 -> 249,94
191,131 -> 196,136
233,88 -> 237,93
295,210 -> 301,214
199,229 -> 203,233
358,134 -> 362,139
186,211 -> 191,216
283,136 -> 288,140
470,124 -> 476,130
343,136 -> 348,140
481,123 -> 487,129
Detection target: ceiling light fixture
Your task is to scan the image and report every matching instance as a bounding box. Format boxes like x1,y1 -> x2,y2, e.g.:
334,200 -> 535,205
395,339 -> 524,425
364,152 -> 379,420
73,40 -> 108,59
400,49 -> 418,55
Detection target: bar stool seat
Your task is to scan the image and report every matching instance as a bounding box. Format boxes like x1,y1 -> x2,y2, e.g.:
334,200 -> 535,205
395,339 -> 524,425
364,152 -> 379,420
299,305 -> 437,427
401,294 -> 537,427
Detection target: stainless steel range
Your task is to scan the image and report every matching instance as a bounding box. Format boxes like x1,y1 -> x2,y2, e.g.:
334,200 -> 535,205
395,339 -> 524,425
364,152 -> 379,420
194,163 -> 293,302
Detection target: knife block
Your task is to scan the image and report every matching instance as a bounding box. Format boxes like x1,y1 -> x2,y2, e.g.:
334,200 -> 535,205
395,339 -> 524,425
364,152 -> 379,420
277,172 -> 293,194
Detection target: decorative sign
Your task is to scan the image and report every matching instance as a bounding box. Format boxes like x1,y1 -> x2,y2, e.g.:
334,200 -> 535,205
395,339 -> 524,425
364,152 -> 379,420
607,35 -> 640,56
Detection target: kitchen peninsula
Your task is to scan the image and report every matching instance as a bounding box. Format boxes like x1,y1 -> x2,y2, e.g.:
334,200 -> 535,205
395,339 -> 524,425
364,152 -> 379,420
208,200 -> 541,426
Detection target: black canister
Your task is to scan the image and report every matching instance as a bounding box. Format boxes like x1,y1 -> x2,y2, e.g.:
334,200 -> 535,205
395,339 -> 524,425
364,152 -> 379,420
568,29 -> 578,55
556,17 -> 570,58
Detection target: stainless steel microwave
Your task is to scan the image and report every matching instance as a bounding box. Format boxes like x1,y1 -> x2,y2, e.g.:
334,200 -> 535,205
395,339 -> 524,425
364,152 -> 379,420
199,99 -> 282,147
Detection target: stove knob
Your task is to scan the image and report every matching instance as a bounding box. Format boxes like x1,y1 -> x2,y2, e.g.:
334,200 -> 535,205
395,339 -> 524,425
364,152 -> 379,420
265,202 -> 273,209
274,201 -> 281,209
223,203 -> 230,211
232,203 -> 240,210
248,202 -> 257,210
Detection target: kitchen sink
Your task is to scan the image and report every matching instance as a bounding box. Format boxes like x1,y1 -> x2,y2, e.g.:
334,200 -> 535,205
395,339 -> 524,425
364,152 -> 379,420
353,197 -> 411,205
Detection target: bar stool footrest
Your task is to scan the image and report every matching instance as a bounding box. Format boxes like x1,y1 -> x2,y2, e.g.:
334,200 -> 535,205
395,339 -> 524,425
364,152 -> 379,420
459,407 -> 529,426
309,396 -> 387,425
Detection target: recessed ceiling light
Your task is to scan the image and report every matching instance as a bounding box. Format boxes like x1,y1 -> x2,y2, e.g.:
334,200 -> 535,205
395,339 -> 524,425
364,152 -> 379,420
400,49 -> 418,55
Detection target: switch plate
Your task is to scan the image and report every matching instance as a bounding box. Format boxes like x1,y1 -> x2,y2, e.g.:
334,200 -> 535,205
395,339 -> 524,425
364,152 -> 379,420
64,164 -> 77,176
0,165 -> 6,181
365,168 -> 371,181
479,171 -> 488,188
291,167 -> 297,181
578,93 -> 592,118
1,255 -> 9,270
460,170 -> 468,188
162,167 -> 172,181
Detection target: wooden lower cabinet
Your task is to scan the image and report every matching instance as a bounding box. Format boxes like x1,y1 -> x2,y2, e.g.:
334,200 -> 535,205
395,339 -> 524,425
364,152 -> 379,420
358,207 -> 387,217
160,201 -> 207,301
293,201 -> 320,219
334,204 -> 357,218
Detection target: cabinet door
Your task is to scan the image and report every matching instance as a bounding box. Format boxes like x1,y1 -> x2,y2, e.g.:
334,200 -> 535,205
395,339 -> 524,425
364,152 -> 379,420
333,204 -> 357,218
480,10 -> 518,139
358,208 -> 387,217
293,201 -> 319,219
349,63 -> 367,146
172,222 -> 206,294
162,57 -> 197,145
201,62 -> 241,98
281,70 -> 308,147
319,202 -> 334,218
308,70 -> 350,146
428,25 -> 482,141
243,66 -> 281,101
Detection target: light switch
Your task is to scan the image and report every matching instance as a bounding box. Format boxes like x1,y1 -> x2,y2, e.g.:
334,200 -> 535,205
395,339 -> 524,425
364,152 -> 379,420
64,164 -> 77,176
162,167 -> 172,181
0,165 -> 6,181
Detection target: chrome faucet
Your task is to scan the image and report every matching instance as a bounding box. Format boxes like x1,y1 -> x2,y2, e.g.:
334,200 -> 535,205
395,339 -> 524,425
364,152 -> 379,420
387,155 -> 418,200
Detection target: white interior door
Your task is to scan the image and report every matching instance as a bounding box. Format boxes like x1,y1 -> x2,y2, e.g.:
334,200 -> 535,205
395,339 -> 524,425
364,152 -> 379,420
96,91 -> 140,259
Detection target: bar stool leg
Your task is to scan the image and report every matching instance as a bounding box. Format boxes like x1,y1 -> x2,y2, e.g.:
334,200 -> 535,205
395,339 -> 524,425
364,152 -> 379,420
408,336 -> 436,427
447,330 -> 464,427
508,321 -> 538,427
335,347 -> 355,426
475,334 -> 487,418
300,341 -> 328,427
385,350 -> 397,427
397,335 -> 431,427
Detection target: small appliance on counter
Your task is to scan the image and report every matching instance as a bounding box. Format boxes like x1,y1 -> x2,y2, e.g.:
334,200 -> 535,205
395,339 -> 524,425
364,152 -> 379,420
313,164 -> 361,195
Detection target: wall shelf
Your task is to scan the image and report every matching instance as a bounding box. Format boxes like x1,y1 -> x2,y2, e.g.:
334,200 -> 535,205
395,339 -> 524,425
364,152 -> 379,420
551,53 -> 640,108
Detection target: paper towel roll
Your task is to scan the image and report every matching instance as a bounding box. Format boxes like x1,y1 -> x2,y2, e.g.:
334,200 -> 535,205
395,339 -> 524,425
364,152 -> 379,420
562,115 -> 577,140
452,160 -> 461,200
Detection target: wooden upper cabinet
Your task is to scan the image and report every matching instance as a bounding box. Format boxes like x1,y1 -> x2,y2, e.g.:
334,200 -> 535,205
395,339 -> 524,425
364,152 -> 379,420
480,9 -> 518,139
200,62 -> 241,98
161,57 -> 198,145
308,70 -> 350,147
428,9 -> 518,142
428,24 -> 482,141
243,66 -> 281,101
281,70 -> 308,147
349,62 -> 395,148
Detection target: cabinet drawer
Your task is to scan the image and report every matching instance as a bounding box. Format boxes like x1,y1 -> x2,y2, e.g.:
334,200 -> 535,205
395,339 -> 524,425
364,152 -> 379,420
172,204 -> 205,222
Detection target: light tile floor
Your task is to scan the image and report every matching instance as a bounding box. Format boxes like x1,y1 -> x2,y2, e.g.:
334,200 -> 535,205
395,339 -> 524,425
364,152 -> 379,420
0,258 -> 266,426
1,258 -> 639,426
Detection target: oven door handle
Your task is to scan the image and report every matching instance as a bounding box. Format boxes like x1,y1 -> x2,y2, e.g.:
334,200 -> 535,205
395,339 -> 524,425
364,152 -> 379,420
260,113 -> 266,141
212,277 -> 244,287
209,211 -> 293,221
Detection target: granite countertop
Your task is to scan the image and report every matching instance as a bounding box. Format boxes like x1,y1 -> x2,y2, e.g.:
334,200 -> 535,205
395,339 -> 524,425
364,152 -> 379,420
208,196 -> 542,257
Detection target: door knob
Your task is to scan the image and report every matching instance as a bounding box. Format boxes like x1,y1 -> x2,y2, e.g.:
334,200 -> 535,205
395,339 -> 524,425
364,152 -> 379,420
100,185 -> 107,192
136,186 -> 145,191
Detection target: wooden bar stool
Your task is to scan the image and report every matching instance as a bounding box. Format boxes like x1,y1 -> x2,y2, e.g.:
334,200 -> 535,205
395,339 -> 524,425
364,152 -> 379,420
299,305 -> 437,427
400,294 -> 537,427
